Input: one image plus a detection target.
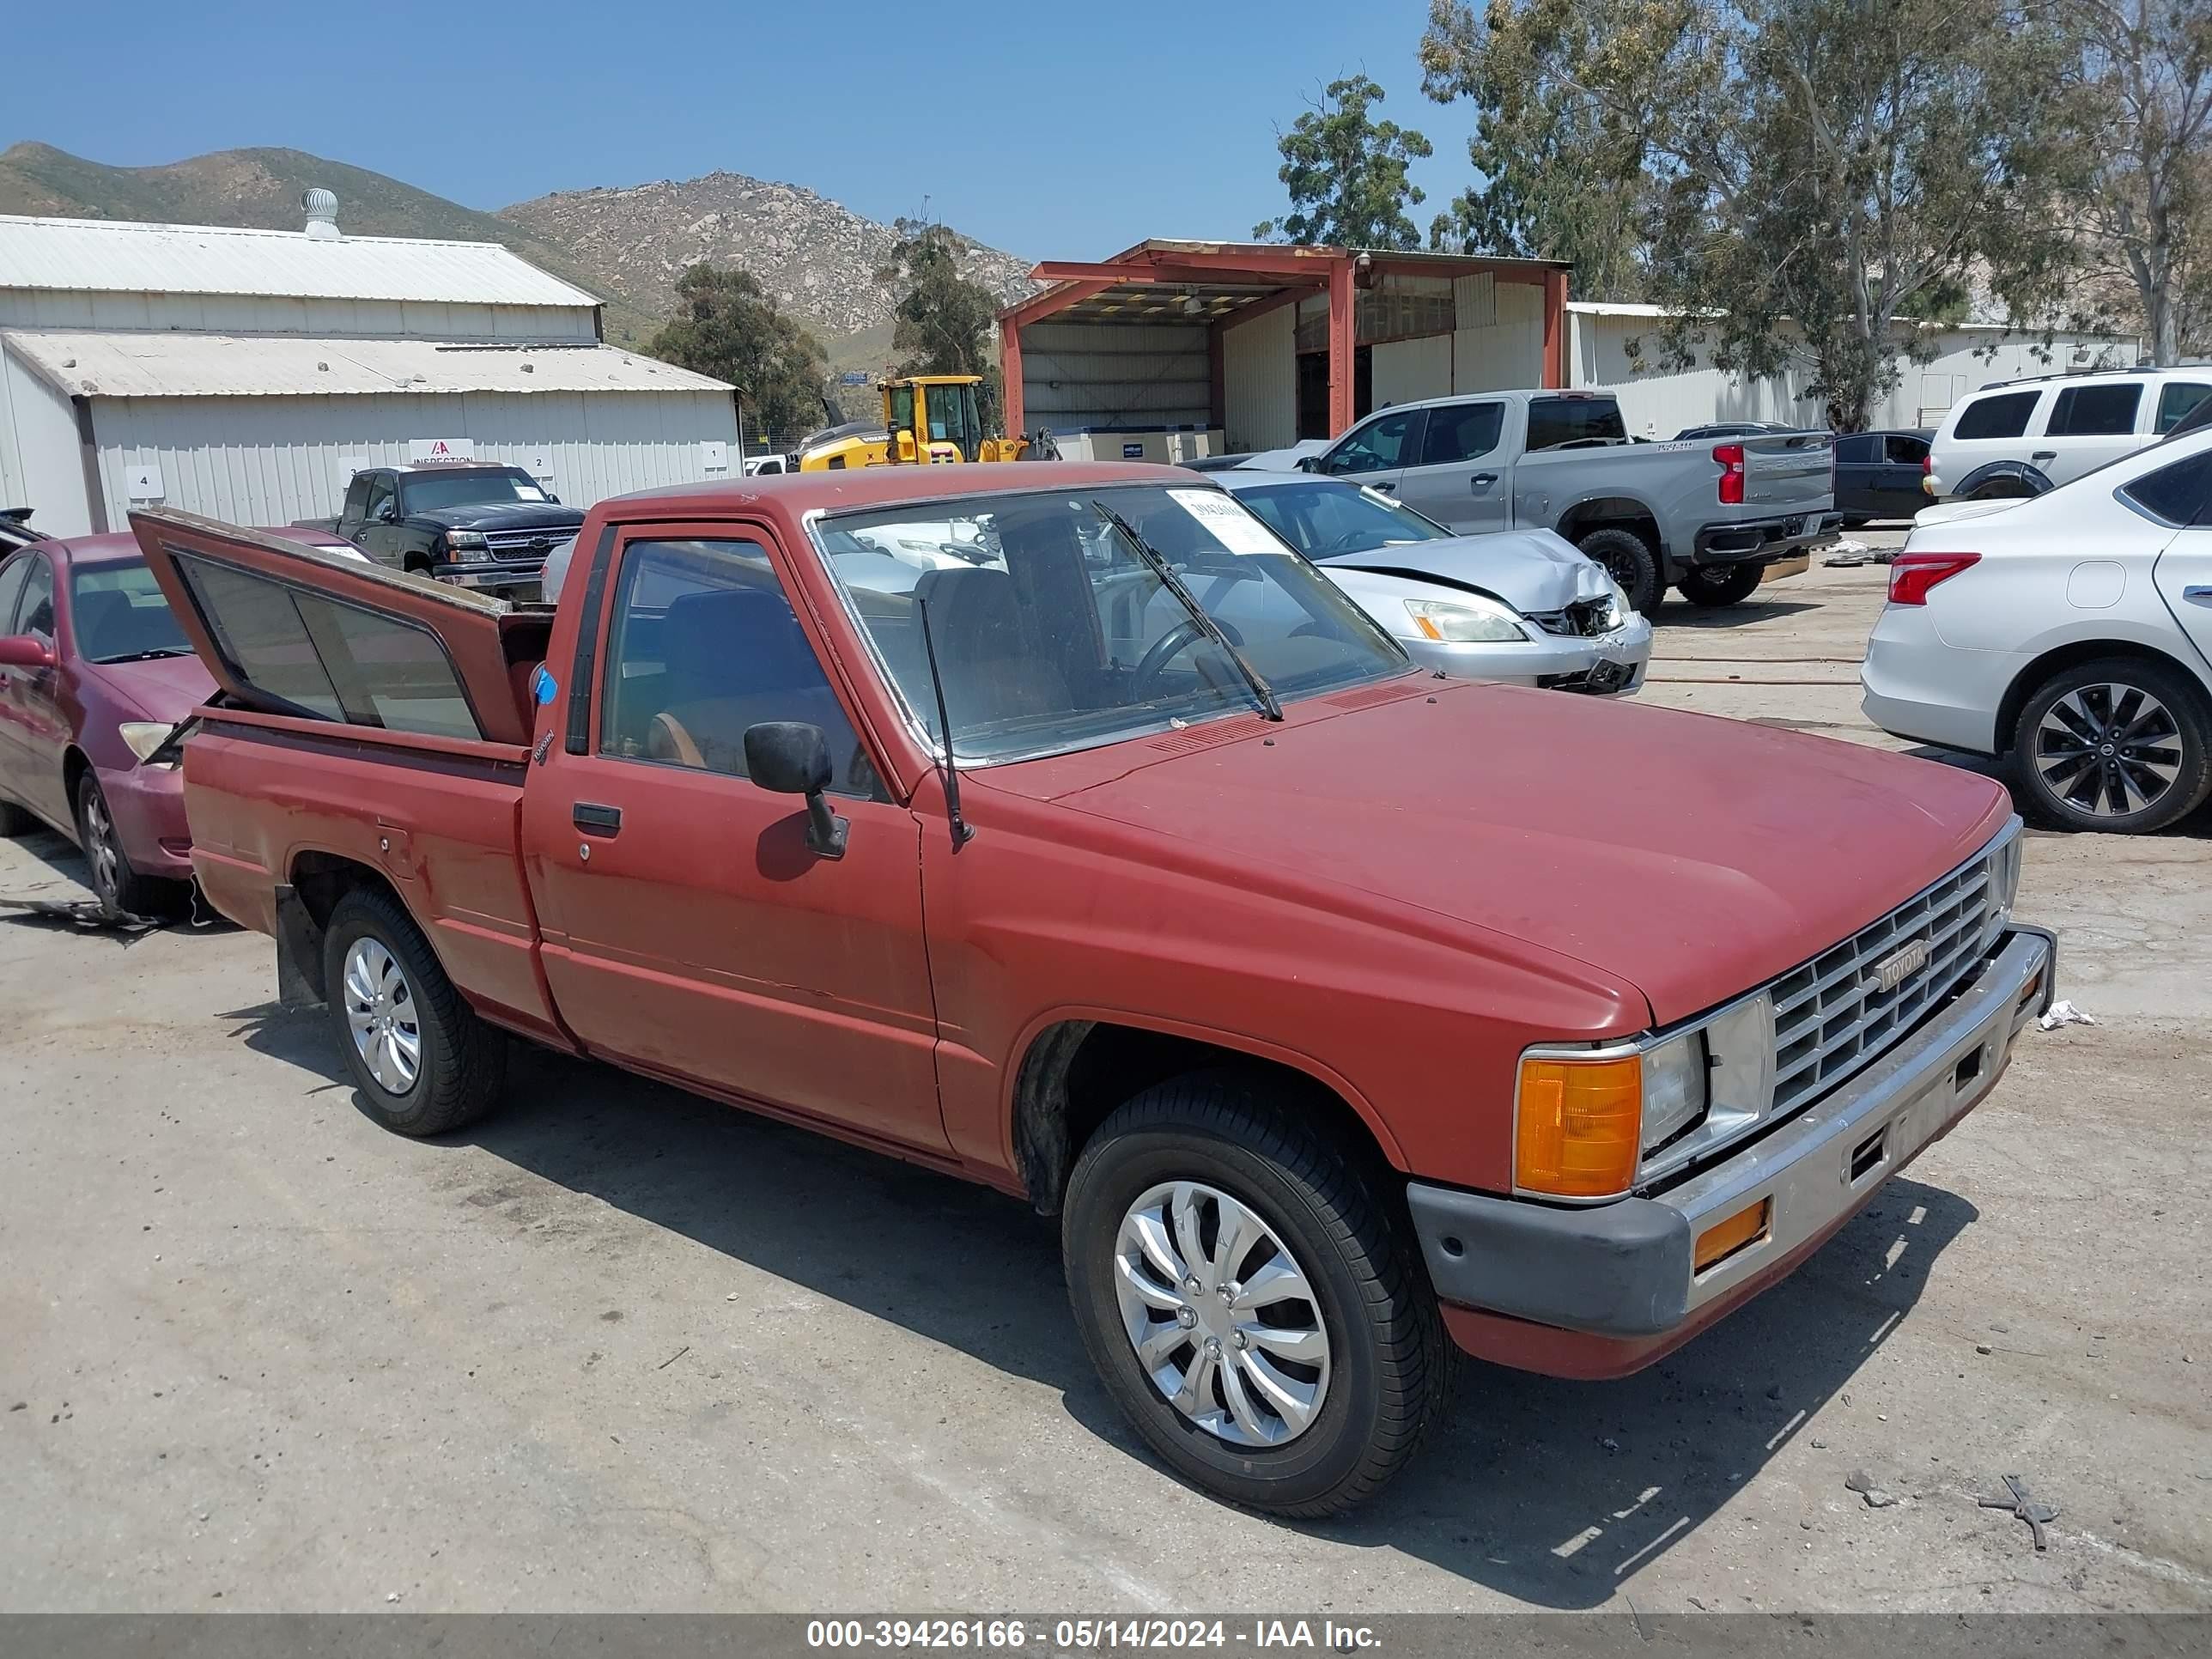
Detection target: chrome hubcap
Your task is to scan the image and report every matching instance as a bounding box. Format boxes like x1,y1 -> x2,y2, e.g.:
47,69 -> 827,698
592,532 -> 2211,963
1114,1181 -> 1330,1447
2034,683 -> 2183,818
83,791 -> 119,899
342,939 -> 421,1094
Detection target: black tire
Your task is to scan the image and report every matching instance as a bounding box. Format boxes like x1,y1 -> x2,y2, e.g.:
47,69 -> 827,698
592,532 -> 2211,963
1841,516 -> 1870,530
322,886 -> 507,1135
1676,562 -> 1765,608
1061,1074 -> 1451,1517
75,771 -> 171,920
2008,656 -> 2212,835
1970,479 -> 2034,502
1575,526 -> 1663,616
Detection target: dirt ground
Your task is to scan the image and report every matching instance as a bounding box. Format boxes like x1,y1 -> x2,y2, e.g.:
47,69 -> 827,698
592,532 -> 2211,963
2,538 -> 2208,1615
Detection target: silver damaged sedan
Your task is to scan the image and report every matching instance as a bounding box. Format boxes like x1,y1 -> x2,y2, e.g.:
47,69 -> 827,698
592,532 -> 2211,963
1218,471 -> 1653,695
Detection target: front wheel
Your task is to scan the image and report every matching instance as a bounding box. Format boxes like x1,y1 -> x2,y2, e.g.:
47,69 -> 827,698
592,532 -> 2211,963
1676,562 -> 1765,608
322,886 -> 508,1134
2008,658 -> 2212,833
1061,1075 -> 1451,1516
76,772 -> 171,920
1575,526 -> 1662,616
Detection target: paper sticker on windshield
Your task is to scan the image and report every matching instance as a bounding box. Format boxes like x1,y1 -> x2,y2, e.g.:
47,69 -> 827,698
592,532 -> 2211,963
514,484 -> 548,501
1166,489 -> 1284,556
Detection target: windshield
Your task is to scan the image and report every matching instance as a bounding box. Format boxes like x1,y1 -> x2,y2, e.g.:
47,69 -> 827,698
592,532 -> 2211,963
926,383 -> 982,460
70,559 -> 193,663
1235,481 -> 1448,559
399,469 -> 550,514
814,483 -> 1410,763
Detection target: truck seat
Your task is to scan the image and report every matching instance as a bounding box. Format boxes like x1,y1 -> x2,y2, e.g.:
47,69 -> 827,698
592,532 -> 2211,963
644,586 -> 854,778
911,567 -> 1069,735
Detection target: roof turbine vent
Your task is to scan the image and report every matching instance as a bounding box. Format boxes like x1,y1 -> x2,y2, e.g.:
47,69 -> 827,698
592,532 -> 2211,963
301,187 -> 340,241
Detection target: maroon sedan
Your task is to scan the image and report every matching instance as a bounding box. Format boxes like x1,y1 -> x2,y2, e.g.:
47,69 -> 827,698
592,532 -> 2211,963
0,526 -> 356,917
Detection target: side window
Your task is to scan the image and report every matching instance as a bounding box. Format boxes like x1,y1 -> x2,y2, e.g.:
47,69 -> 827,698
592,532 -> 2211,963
362,475 -> 397,522
2048,383 -> 2143,437
342,474 -> 372,524
1885,434 -> 1929,465
1952,391 -> 2040,441
1419,402 -> 1504,467
1324,410 -> 1421,475
1526,397 -> 1627,451
599,538 -> 877,799
15,554 -> 54,639
172,556 -> 482,738
2119,451 -> 2212,527
0,553 -> 32,635
1835,434 -> 1875,465
2156,382 -> 2212,434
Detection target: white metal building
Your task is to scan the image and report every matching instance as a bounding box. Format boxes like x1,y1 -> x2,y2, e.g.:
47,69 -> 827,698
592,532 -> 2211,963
1566,302 -> 2142,436
0,206 -> 738,538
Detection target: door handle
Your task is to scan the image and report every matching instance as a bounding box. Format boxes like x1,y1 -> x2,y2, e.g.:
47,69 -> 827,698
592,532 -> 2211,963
2031,451 -> 2057,461
1471,472 -> 1498,489
2184,586 -> 2212,606
1371,479 -> 1395,492
572,801 -> 622,836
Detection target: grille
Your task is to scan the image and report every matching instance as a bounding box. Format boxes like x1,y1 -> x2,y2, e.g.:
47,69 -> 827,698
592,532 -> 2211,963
1766,842 -> 2006,1115
1527,598 -> 1617,638
483,528 -> 568,557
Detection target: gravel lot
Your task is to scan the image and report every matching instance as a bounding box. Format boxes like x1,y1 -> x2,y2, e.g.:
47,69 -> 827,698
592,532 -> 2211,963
3,536 -> 2208,1614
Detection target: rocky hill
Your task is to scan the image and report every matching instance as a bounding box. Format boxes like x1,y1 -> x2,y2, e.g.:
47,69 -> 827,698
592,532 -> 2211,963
499,173 -> 1038,345
0,143 -> 1037,360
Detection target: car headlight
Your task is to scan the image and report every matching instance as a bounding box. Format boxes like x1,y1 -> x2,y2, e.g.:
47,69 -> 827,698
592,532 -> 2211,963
1598,574 -> 1631,626
441,531 -> 490,563
118,720 -> 178,766
1516,1031 -> 1713,1199
1404,595 -> 1527,643
1639,1030 -> 1709,1152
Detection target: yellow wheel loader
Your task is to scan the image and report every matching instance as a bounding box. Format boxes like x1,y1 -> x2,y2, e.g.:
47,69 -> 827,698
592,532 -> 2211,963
795,376 -> 1029,471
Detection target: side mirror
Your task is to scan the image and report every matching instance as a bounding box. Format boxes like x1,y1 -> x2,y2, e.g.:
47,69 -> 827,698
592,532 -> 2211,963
743,721 -> 848,860
894,428 -> 919,465
1297,454 -> 1325,474
374,501 -> 398,524
0,634 -> 54,670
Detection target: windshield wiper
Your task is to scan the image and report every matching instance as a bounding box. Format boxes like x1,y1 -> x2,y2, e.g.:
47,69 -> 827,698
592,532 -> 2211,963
93,647 -> 195,664
1091,499 -> 1283,722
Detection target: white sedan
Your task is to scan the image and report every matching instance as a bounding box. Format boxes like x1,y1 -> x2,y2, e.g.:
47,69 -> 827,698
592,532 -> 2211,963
1861,424 -> 2212,832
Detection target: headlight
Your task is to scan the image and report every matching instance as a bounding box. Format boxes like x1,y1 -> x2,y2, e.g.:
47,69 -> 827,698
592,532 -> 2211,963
1599,574 -> 1631,625
1639,1031 -> 1709,1152
441,531 -> 490,563
118,721 -> 177,765
1404,595 -> 1527,643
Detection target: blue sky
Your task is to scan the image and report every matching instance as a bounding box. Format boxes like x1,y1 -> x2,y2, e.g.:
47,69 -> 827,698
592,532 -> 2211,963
4,1 -> 1484,260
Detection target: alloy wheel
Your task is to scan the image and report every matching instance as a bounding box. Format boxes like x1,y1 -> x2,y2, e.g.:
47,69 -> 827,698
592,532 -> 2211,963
82,787 -> 121,904
1113,1180 -> 1331,1448
343,937 -> 422,1095
2034,682 -> 2184,819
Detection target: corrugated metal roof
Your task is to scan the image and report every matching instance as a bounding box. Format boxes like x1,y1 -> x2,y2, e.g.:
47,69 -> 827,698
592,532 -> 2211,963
0,213 -> 599,308
1,329 -> 732,398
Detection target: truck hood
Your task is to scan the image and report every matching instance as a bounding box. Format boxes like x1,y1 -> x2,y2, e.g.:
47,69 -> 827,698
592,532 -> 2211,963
1320,528 -> 1610,615
408,502 -> 586,534
981,680 -> 2011,1027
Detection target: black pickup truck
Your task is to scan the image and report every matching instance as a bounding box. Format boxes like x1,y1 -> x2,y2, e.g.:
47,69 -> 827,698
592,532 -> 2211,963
301,464 -> 583,599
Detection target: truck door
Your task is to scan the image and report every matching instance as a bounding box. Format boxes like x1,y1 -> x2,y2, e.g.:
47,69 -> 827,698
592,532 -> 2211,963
2038,382 -> 2146,488
2140,449 -> 2212,671
521,521 -> 947,1154
358,472 -> 403,567
1392,399 -> 1508,532
1315,407 -> 1426,501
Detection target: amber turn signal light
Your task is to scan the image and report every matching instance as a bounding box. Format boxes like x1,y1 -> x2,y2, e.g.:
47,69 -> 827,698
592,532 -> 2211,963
1516,1055 -> 1642,1199
1694,1198 -> 1771,1273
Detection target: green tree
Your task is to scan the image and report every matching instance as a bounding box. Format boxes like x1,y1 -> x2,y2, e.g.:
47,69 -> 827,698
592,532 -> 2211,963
877,219 -> 1007,431
1253,75 -> 1434,248
1421,0 -> 2081,429
2050,0 -> 2212,364
646,264 -> 830,439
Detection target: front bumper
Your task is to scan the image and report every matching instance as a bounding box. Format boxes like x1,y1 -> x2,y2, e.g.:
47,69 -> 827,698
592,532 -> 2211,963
1691,511 -> 1844,567
1407,611 -> 1653,696
1407,925 -> 2054,1370
97,760 -> 193,880
434,557 -> 545,599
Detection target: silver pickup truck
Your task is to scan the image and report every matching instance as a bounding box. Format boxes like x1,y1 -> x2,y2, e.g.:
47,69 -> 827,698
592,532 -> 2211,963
1295,390 -> 1840,612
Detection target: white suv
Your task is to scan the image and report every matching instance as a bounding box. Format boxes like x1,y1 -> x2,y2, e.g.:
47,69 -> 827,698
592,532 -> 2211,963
1863,423 -> 2212,832
1926,368 -> 2212,503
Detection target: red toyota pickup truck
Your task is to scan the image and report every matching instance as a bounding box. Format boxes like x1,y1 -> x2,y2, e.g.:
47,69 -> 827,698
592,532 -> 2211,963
129,463 -> 2054,1517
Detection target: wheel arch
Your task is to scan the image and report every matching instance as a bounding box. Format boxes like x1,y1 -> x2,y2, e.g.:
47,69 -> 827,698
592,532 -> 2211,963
1009,1016 -> 1407,1217
1954,461 -> 2052,501
275,849 -> 412,1006
61,744 -> 94,806
1996,637 -> 2212,756
1556,495 -> 1662,548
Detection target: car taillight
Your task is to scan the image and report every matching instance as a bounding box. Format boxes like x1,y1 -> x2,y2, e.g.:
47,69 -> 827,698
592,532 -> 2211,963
1888,550 -> 1980,605
1714,442 -> 1746,505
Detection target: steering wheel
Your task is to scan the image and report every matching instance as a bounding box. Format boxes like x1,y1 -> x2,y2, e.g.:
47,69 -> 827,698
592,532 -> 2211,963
1130,615 -> 1244,696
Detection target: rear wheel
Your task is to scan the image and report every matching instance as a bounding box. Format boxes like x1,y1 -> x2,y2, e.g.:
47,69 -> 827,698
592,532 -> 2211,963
75,772 -> 170,920
2009,658 -> 2212,834
1061,1073 -> 1450,1516
322,886 -> 507,1134
1676,562 -> 1765,608
1576,526 -> 1662,616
